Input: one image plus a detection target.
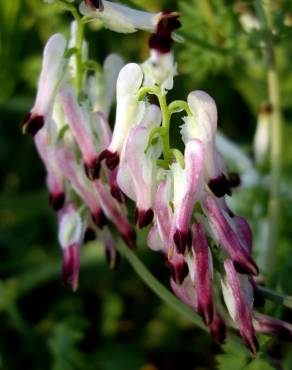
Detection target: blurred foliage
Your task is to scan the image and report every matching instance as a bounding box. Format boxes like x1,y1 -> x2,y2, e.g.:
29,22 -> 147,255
0,0 -> 292,369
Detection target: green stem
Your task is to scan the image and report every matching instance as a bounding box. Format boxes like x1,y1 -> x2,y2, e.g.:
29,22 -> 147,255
137,86 -> 173,165
262,0 -> 283,276
258,286 -> 292,309
168,100 -> 192,116
116,242 -> 206,330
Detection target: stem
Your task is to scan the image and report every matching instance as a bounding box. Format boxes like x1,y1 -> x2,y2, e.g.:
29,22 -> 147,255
116,242 -> 206,330
168,100 -> 192,116
262,1 -> 283,276
258,286 -> 292,309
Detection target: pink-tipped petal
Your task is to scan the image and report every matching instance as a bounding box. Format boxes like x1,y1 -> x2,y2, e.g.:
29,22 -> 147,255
254,313 -> 292,341
202,193 -> 258,276
222,259 -> 259,355
62,244 -> 80,291
193,223 -> 213,326
172,139 -> 205,254
209,311 -> 226,344
170,275 -> 197,311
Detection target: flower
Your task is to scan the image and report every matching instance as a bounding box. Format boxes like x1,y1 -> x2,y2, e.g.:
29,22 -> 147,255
181,90 -> 231,198
58,203 -> 85,291
23,34 -> 66,136
99,63 -> 145,169
79,0 -> 162,33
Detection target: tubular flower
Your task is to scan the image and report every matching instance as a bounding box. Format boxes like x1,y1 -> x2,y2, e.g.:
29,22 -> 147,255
58,203 -> 85,291
99,63 -> 145,170
79,1 -> 162,33
27,2 -> 291,355
23,34 -> 66,136
181,91 -> 231,198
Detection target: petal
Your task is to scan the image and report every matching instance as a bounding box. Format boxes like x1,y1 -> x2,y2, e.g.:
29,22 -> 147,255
59,85 -> 100,179
79,1 -> 160,33
58,203 -> 84,248
118,126 -> 157,227
222,259 -> 259,355
209,311 -> 226,344
192,223 -> 213,325
202,193 -> 258,276
62,243 -> 80,292
23,34 -> 66,135
254,313 -> 292,341
172,139 -> 205,254
101,63 -> 145,165
93,179 -> 136,249
170,275 -> 197,311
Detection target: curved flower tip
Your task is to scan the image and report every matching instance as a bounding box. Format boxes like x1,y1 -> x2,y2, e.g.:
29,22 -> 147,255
98,149 -> 120,170
169,255 -> 189,285
84,159 -> 101,180
91,209 -> 107,229
84,0 -> 104,11
110,183 -> 125,203
49,192 -> 65,211
62,243 -> 80,292
121,226 -> 136,250
84,227 -> 97,243
135,208 -> 154,229
208,174 -> 231,198
22,113 -> 45,136
209,311 -> 226,344
172,139 -> 205,255
193,223 -> 213,326
170,274 -> 196,310
254,314 -> 292,341
202,194 -> 258,276
23,33 -> 66,136
222,259 -> 259,355
149,11 -> 181,54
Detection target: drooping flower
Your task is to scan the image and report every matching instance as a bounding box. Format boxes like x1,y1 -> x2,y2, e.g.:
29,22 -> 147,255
99,63 -> 145,169
80,0 -> 162,33
171,139 -> 205,254
23,34 -> 66,136
58,203 -> 85,291
221,259 -> 259,355
142,12 -> 181,92
181,90 -> 231,198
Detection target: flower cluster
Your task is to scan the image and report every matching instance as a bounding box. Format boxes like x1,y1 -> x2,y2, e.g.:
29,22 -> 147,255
25,0 -> 292,354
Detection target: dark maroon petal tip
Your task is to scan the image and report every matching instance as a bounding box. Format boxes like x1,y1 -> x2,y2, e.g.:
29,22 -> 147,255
121,228 -> 136,249
49,193 -> 65,211
98,150 -> 120,170
210,314 -> 226,344
91,209 -> 107,229
84,159 -> 101,180
84,0 -> 104,11
105,249 -> 121,271
228,172 -> 241,188
84,227 -> 96,243
233,259 -> 259,277
173,229 -> 192,255
23,113 -> 45,137
149,11 -> 181,54
243,334 -> 259,356
169,261 -> 189,285
208,174 -> 232,198
110,185 -> 125,203
61,244 -> 80,292
198,303 -> 214,326
135,208 -> 154,229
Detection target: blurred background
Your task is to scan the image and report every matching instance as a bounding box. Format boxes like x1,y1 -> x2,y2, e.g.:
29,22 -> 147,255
0,0 -> 292,369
